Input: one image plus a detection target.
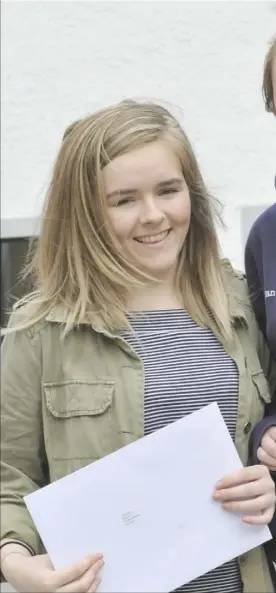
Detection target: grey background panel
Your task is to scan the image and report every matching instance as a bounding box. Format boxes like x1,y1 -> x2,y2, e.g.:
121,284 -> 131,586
0,584 -> 17,592
1,218 -> 40,239
0,238 -> 32,327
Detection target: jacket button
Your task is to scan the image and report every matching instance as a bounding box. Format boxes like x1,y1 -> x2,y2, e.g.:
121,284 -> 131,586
244,422 -> 252,434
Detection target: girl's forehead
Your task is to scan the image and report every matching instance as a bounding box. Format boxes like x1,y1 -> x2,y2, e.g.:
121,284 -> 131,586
103,141 -> 183,187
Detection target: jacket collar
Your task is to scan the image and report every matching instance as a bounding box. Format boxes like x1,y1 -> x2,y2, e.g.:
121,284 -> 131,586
220,258 -> 249,324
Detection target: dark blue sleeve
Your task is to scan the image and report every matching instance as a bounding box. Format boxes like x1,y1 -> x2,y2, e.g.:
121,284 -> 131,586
245,223 -> 276,468
245,206 -> 276,537
245,228 -> 267,339
249,415 -> 276,536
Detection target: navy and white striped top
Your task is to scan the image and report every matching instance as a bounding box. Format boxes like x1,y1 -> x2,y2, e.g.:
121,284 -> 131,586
122,309 -> 242,593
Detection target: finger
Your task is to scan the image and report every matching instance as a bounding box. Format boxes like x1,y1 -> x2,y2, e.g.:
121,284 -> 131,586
260,435 -> 276,458
57,559 -> 104,593
88,577 -> 101,592
266,426 -> 276,441
242,507 -> 275,525
262,464 -> 276,472
222,494 -> 272,514
213,479 -> 266,501
55,554 -> 103,587
216,465 -> 268,489
257,447 -> 276,470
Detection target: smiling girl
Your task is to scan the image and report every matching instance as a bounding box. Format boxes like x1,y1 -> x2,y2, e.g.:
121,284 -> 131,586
1,100 -> 276,593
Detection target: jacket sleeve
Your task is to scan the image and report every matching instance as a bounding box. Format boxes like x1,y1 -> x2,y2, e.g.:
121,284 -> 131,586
1,314 -> 48,554
244,222 -> 267,340
244,227 -> 266,336
250,314 -> 276,475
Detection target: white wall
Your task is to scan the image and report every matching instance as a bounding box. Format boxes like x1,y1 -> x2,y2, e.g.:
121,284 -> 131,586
2,0 -> 276,268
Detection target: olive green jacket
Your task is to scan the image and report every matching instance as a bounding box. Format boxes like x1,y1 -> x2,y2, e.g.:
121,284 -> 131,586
1,260 -> 276,592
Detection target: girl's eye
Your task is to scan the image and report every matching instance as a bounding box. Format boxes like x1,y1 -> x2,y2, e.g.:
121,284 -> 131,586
116,197 -> 135,206
161,188 -> 178,195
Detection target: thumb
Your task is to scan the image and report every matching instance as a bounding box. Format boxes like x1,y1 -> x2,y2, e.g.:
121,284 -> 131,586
55,553 -> 103,587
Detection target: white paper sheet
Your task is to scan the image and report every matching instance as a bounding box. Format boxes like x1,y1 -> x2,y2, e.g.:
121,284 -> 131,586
24,402 -> 271,592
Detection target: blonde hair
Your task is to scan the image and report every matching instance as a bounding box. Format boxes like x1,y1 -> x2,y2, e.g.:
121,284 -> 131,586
6,100 -> 233,341
262,37 -> 276,114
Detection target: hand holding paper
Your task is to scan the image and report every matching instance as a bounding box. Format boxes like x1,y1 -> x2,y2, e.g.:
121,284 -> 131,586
213,464 -> 276,524
24,403 -> 272,593
1,551 -> 104,593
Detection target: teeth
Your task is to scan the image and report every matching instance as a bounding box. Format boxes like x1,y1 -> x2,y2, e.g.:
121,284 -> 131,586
135,230 -> 169,244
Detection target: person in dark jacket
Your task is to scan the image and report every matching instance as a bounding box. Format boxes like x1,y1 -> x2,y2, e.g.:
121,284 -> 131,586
246,202 -> 276,474
245,36 -> 276,586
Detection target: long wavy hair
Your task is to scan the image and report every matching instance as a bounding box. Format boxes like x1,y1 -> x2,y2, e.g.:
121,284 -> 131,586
6,100 -> 233,341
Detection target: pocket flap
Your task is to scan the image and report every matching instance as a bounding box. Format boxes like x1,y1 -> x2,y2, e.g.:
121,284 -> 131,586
44,380 -> 114,418
251,371 -> 271,404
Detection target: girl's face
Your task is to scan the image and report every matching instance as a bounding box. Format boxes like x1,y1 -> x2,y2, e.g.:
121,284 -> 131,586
103,140 -> 191,282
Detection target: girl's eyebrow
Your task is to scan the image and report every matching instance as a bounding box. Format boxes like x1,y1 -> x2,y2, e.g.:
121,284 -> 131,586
106,178 -> 184,200
156,178 -> 184,189
106,188 -> 138,200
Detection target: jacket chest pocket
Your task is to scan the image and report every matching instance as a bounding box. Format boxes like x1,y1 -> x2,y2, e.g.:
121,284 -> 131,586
44,380 -> 114,461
